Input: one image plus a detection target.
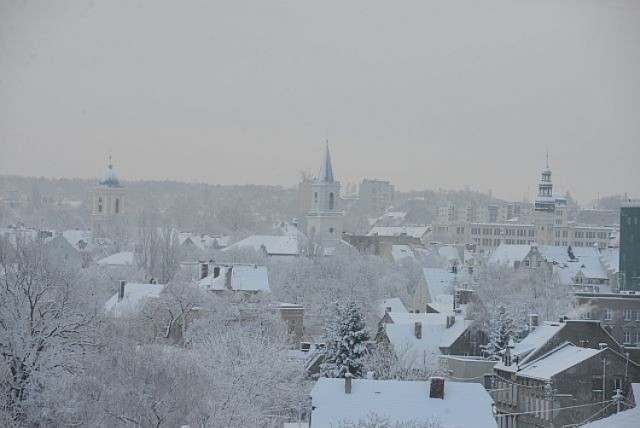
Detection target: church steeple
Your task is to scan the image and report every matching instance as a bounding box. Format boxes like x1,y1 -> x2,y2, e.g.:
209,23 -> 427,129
317,141 -> 334,182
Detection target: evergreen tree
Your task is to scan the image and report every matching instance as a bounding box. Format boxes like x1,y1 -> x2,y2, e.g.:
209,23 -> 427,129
482,305 -> 515,359
320,301 -> 370,378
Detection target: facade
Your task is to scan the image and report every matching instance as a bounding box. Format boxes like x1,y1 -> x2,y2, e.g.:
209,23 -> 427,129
358,178 -> 394,215
91,159 -> 126,238
432,158 -> 616,251
494,342 -> 640,428
305,143 -> 344,244
576,293 -> 640,348
620,206 -> 640,291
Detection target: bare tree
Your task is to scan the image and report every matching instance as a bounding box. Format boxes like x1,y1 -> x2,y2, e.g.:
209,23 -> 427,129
0,235 -> 96,423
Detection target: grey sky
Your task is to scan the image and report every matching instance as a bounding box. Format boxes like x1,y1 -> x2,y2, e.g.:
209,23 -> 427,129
1,0 -> 639,204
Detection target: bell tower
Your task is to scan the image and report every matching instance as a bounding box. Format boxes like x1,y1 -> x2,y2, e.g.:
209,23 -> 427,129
306,142 -> 344,243
91,156 -> 126,238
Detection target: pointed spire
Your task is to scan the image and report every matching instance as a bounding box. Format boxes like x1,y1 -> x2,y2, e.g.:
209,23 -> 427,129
318,140 -> 334,182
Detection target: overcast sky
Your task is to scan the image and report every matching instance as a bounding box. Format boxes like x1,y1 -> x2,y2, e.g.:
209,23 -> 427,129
1,0 -> 639,204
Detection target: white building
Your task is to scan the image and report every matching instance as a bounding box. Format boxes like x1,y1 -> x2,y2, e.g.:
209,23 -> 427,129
91,157 -> 126,238
305,142 -> 345,244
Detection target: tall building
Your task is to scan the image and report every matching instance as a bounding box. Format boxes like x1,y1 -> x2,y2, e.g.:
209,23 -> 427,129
620,205 -> 640,291
91,158 -> 126,238
306,143 -> 344,243
534,156 -> 555,212
358,179 -> 394,215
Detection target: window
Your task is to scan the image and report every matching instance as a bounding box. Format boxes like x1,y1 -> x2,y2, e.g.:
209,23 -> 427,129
624,310 -> 632,321
97,197 -> 103,213
115,198 -> 120,214
525,260 -> 530,267
604,309 -> 612,321
329,192 -> 334,210
636,331 -> 640,344
624,330 -> 631,344
636,310 -> 640,322
313,192 -> 318,207
537,260 -> 542,267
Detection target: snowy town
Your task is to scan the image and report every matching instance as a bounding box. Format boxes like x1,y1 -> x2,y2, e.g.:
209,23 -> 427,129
2,1 -> 640,427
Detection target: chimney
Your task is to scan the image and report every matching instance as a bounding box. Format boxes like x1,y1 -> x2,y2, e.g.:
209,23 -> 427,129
415,322 -> 422,339
446,315 -> 456,329
598,343 -> 608,350
118,280 -> 126,301
528,314 -> 539,331
429,377 -> 445,399
580,340 -> 589,348
367,371 -> 375,379
213,266 -> 221,278
385,306 -> 392,313
199,262 -> 209,280
458,289 -> 474,305
225,266 -> 233,290
345,373 -> 353,394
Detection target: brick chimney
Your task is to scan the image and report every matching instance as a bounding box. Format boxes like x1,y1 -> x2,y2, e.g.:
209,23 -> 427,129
345,373 -> 353,394
429,377 -> 445,399
414,322 -> 422,339
446,315 -> 455,329
118,280 -> 126,301
225,266 -> 233,290
528,314 -> 539,331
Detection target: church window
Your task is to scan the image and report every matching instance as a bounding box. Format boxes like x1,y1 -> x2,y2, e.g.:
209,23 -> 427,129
98,197 -> 103,213
115,198 -> 120,214
329,193 -> 334,210
313,192 -> 318,207
329,227 -> 334,234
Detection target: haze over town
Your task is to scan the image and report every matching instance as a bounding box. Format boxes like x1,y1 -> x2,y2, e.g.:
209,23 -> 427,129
2,1 -> 640,427
2,0 -> 640,203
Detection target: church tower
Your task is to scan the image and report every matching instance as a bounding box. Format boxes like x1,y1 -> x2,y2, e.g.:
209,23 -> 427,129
306,142 -> 344,243
91,157 -> 126,238
534,154 -> 555,213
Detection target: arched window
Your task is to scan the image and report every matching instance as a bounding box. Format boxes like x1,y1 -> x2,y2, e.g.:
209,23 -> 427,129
329,193 -> 334,210
115,198 -> 120,214
313,192 -> 318,207
98,197 -> 103,213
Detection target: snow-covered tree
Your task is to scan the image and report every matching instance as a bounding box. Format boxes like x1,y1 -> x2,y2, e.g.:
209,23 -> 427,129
320,301 -> 370,378
481,305 -> 516,358
0,235 -> 96,424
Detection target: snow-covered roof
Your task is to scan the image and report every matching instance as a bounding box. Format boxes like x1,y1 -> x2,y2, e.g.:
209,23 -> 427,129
498,342 -> 601,380
62,229 -> 93,252
488,244 -> 531,266
97,251 -> 136,266
222,235 -> 299,256
196,264 -> 270,292
422,268 -> 473,304
378,298 -> 408,317
384,314 -> 470,365
583,383 -> 640,427
437,245 -> 474,265
600,248 -> 619,273
390,245 -> 416,263
367,226 -> 430,239
104,283 -> 165,316
310,378 -> 496,428
508,321 -> 566,363
538,245 -> 608,281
